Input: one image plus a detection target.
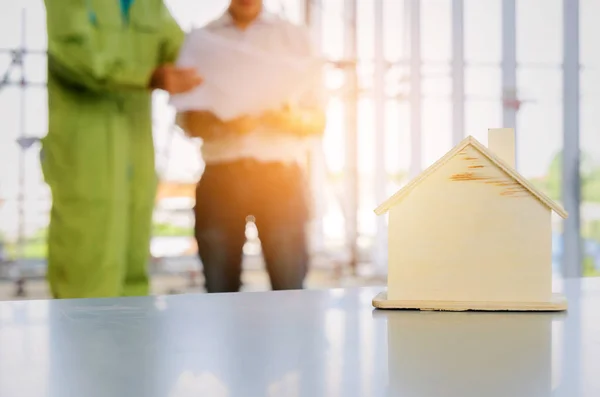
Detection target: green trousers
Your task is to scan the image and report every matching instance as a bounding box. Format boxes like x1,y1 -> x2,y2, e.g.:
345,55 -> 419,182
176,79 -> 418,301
42,89 -> 157,299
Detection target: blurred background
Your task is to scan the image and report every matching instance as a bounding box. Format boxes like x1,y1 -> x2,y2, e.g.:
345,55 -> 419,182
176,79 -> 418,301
0,0 -> 596,298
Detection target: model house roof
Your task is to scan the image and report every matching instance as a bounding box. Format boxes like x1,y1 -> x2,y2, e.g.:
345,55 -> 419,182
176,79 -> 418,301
374,135 -> 568,219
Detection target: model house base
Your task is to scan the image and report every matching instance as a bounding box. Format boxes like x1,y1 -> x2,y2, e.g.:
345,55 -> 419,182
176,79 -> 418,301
372,291 -> 567,312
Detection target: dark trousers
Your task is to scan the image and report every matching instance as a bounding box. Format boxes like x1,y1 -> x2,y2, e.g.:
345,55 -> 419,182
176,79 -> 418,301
194,160 -> 309,293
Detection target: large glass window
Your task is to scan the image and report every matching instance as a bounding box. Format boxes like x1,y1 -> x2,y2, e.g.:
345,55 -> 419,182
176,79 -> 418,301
464,0 -> 501,144
0,0 -> 593,283
515,0 -> 564,275
383,0 -> 409,191
580,0 -> 600,277
421,1 -> 452,168
0,1 -> 49,264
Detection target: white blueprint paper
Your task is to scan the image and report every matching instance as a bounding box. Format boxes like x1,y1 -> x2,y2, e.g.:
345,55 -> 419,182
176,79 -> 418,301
169,29 -> 322,120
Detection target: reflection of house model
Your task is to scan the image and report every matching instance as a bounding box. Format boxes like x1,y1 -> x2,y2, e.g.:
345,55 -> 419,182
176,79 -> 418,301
373,128 -> 568,311
385,311 -> 555,395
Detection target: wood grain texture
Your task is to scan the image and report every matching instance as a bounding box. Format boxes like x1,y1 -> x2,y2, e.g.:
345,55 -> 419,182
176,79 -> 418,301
373,291 -> 567,311
452,149 -> 528,197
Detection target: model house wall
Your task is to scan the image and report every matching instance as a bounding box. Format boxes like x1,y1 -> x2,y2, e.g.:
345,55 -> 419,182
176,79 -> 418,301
386,143 -> 553,303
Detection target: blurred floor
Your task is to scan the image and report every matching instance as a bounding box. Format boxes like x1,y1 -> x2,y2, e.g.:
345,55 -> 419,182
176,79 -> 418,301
0,267 -> 386,301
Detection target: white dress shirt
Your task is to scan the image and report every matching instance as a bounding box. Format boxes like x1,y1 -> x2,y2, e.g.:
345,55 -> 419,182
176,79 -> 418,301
180,10 -> 326,166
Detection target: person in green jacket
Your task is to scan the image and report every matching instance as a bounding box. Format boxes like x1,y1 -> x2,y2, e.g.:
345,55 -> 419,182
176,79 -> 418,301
41,0 -> 202,298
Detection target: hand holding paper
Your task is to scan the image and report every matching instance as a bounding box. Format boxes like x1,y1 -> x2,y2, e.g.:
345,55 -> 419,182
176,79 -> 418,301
169,29 -> 323,121
151,65 -> 203,94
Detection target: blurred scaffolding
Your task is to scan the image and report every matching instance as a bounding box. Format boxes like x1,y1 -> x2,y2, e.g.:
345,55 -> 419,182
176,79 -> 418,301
0,0 -> 596,296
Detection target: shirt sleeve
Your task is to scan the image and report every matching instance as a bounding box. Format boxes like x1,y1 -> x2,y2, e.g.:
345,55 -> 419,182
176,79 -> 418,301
158,2 -> 185,65
45,0 -> 154,92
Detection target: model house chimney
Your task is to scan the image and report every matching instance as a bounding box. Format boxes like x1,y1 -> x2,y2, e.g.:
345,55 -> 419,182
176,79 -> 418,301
488,128 -> 516,168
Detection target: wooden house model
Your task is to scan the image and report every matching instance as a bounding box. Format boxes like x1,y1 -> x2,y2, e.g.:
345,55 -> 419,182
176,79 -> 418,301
372,128 -> 568,311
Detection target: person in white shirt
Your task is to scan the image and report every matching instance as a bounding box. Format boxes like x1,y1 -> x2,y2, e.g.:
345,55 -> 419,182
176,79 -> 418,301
178,0 -> 327,293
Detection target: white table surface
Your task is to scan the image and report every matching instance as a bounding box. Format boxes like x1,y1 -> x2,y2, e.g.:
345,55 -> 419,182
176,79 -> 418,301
0,278 -> 598,397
